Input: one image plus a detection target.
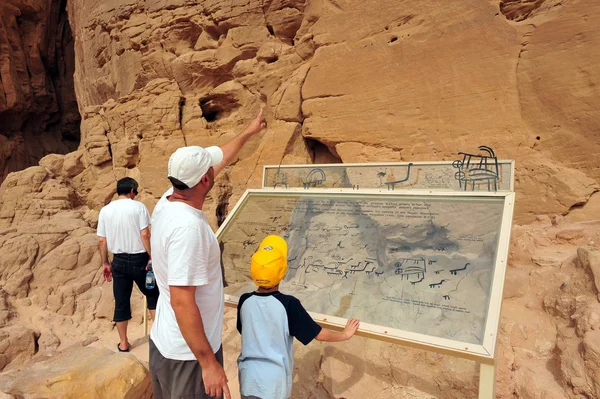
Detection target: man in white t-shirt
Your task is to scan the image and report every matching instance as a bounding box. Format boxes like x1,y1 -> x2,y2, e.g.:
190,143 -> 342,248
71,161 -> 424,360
149,109 -> 266,399
97,177 -> 158,353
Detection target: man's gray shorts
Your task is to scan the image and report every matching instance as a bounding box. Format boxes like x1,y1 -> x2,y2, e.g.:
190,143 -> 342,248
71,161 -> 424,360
150,338 -> 224,399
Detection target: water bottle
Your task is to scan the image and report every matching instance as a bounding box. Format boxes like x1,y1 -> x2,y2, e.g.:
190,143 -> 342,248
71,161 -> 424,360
145,260 -> 155,290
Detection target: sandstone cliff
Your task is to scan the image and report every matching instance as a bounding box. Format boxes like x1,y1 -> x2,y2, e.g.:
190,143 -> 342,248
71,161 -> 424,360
1,0 -> 600,398
0,0 -> 81,182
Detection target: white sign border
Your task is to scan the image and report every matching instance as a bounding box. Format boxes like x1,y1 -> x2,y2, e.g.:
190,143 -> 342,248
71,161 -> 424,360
217,188 -> 515,364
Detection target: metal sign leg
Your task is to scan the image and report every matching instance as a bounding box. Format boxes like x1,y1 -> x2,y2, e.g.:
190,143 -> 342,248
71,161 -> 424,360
478,362 -> 496,399
143,300 -> 148,336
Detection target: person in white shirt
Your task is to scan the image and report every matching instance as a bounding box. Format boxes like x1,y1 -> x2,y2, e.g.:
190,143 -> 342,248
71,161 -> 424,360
149,109 -> 266,399
97,177 -> 157,353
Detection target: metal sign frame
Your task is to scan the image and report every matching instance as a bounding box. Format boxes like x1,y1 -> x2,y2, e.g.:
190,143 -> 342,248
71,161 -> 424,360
262,161 -> 515,192
217,188 -> 515,367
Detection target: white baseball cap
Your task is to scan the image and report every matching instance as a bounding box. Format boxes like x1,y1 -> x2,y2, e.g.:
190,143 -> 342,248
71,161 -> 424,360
167,146 -> 224,188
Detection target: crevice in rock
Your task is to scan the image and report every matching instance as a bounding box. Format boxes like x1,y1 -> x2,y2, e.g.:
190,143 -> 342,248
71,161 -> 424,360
216,185 -> 233,227
179,96 -> 187,145
33,335 -> 40,355
303,93 -> 344,101
514,28 -> 533,136
234,78 -> 261,102
179,97 -> 186,128
281,124 -> 304,162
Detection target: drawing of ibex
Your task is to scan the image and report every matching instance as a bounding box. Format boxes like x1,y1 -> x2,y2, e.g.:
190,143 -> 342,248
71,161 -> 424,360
385,163 -> 414,190
429,279 -> 447,288
450,263 -> 470,275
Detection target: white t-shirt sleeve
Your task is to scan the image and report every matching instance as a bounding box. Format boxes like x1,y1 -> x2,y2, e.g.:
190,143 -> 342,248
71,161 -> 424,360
167,227 -> 210,286
97,208 -> 106,237
139,204 -> 150,230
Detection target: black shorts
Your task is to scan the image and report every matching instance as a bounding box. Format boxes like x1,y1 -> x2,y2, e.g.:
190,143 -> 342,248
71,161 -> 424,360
111,252 -> 159,322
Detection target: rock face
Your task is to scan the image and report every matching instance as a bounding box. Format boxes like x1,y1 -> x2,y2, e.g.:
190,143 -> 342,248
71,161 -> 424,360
0,326 -> 37,372
60,0 -> 600,223
0,0 -> 80,182
0,0 -> 599,398
0,345 -> 151,399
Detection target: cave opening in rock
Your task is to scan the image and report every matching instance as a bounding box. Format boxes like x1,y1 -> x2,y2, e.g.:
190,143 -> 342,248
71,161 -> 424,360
0,0 -> 80,182
199,94 -> 240,123
200,103 -> 219,122
304,137 -> 342,164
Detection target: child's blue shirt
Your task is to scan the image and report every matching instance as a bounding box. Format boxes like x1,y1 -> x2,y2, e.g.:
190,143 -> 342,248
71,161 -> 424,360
237,291 -> 322,399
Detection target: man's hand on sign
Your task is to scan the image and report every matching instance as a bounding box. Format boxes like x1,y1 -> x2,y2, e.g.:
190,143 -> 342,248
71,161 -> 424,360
202,359 -> 231,399
102,263 -> 112,282
243,109 -> 267,136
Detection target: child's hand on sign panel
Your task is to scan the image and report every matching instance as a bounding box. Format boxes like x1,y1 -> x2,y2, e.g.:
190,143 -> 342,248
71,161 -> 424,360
343,318 -> 360,340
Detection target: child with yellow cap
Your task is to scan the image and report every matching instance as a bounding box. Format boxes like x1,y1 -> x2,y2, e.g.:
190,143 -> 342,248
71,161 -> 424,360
236,235 -> 360,399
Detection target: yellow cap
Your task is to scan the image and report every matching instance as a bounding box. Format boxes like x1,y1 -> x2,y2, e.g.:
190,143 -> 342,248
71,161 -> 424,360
251,235 -> 288,288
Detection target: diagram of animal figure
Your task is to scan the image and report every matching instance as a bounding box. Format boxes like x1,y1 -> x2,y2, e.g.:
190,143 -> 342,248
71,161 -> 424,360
452,146 -> 499,192
291,257 -> 320,272
443,295 -> 451,300
450,263 -> 470,275
429,279 -> 447,288
302,257 -> 378,278
385,163 -> 414,190
394,257 -> 426,280
347,260 -> 374,274
410,276 -> 424,285
272,169 -> 288,188
303,168 -> 326,189
323,258 -> 353,270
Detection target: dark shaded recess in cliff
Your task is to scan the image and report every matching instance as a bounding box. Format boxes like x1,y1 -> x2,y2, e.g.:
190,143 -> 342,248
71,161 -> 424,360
304,137 -> 342,164
499,0 -> 548,22
0,0 -> 80,181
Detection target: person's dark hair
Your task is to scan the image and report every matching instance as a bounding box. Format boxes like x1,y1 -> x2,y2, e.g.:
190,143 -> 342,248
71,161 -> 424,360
117,177 -> 139,196
168,176 -> 190,191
